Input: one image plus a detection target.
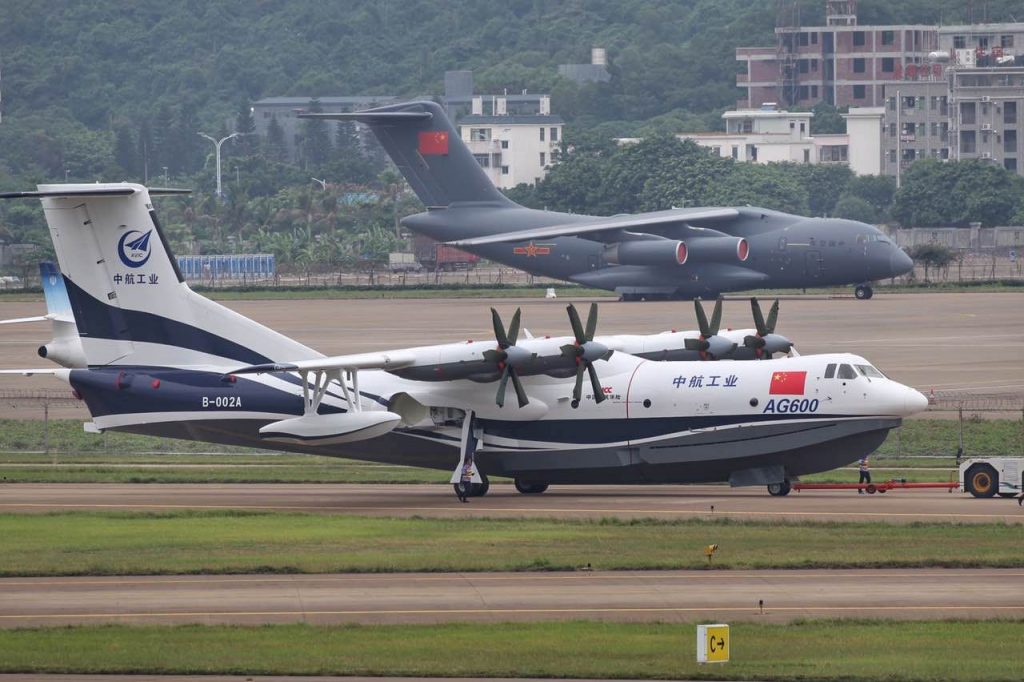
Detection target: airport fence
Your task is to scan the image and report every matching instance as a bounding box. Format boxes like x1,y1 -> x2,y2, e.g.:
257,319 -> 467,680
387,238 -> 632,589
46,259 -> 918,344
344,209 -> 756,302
0,389 -> 1021,460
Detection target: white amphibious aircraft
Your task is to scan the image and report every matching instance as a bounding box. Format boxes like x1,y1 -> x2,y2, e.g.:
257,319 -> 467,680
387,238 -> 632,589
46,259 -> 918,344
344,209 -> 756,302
1,184 -> 928,498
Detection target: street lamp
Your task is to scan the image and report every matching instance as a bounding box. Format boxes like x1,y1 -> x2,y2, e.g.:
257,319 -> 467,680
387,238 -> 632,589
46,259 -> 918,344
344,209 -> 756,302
198,131 -> 241,198
162,166 -> 169,186
311,177 -> 327,190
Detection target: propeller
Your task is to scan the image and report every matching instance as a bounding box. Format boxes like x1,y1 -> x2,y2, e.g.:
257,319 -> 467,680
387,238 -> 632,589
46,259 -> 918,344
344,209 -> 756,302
743,298 -> 793,359
482,307 -> 531,408
560,303 -> 613,405
683,297 -> 737,360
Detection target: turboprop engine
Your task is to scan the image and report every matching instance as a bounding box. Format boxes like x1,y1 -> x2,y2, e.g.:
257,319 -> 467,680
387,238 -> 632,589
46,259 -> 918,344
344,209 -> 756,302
259,411 -> 402,446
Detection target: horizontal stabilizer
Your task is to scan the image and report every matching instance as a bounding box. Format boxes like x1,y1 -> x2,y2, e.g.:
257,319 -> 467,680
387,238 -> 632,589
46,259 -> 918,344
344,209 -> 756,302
232,350 -> 418,375
449,208 -> 740,246
298,111 -> 432,123
0,368 -> 70,377
0,314 -> 52,325
0,187 -> 190,200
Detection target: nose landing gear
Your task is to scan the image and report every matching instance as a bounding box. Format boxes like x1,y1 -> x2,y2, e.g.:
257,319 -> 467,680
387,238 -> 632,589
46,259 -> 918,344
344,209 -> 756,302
854,284 -> 874,300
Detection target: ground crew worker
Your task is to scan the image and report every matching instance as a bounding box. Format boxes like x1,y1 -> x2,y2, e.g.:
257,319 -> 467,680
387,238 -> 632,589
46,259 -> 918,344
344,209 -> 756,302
857,456 -> 871,494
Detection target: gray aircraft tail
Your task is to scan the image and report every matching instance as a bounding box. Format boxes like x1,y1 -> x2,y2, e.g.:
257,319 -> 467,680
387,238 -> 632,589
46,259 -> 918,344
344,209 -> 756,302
300,101 -> 516,209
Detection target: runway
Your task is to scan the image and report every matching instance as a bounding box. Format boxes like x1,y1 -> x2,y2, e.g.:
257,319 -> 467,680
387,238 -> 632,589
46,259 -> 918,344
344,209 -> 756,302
1,292 -> 1022,420
2,483 -> 1021,524
1,568 -> 1021,626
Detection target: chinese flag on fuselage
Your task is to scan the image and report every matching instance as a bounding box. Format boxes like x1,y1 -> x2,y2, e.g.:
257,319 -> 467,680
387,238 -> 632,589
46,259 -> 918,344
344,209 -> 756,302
769,371 -> 806,395
418,131 -> 449,155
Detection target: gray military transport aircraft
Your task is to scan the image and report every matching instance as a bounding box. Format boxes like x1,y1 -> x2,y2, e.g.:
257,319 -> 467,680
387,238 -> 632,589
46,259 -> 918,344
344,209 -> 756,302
302,101 -> 912,300
1,184 -> 928,499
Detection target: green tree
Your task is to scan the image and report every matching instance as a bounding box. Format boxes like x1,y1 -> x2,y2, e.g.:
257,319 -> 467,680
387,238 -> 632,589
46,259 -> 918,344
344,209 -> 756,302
788,163 -> 853,216
845,175 -> 897,221
706,163 -> 809,215
113,125 -> 136,177
264,116 -> 287,164
810,102 -> 847,135
893,160 -> 1024,227
234,100 -> 257,157
299,97 -> 332,170
833,194 -> 878,223
908,243 -> 956,281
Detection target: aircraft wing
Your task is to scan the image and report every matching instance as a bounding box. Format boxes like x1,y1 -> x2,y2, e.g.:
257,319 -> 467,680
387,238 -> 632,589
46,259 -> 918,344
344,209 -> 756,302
231,350 -> 418,375
449,208 -> 740,247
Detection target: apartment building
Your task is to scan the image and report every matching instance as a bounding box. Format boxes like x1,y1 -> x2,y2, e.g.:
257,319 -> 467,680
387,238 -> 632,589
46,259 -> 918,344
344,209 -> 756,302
879,57 -> 1024,178
458,95 -> 563,189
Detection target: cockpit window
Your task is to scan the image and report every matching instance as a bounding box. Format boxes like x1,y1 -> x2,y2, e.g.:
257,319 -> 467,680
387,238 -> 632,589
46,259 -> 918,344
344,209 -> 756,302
824,363 -> 836,379
837,364 -> 858,380
859,234 -> 891,244
856,364 -> 885,379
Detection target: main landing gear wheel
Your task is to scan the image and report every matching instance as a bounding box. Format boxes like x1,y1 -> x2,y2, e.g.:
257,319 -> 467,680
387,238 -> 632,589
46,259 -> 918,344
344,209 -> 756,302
767,480 -> 791,496
514,479 -> 549,494
854,284 -> 874,300
454,473 -> 490,499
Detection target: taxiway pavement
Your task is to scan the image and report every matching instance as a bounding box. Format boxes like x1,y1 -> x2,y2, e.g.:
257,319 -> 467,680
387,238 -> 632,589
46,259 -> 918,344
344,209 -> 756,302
1,483 -> 1020,524
1,568 -> 1020,626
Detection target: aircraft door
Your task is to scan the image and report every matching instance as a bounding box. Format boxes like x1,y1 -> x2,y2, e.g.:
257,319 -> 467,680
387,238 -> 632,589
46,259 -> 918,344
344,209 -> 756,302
805,250 -> 823,279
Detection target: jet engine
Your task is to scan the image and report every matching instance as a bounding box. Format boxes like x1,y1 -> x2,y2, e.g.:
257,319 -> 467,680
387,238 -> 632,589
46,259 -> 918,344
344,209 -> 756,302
684,236 -> 749,263
259,411 -> 402,446
604,240 -> 687,266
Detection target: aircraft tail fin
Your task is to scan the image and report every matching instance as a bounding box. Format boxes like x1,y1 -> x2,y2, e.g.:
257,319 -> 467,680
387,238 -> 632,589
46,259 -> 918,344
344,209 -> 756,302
301,101 -> 517,209
3,184 -> 320,368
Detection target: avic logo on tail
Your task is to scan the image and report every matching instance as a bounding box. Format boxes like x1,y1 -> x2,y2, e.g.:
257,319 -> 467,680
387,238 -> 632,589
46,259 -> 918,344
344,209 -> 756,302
117,230 -> 153,268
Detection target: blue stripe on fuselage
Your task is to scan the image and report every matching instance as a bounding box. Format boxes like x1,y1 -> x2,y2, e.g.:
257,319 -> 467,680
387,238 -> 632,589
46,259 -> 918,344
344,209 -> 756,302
70,367 -> 322,418
71,368 -> 855,446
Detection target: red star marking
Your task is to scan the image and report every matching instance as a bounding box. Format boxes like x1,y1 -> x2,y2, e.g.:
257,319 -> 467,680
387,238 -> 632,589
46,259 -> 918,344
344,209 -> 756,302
513,241 -> 552,257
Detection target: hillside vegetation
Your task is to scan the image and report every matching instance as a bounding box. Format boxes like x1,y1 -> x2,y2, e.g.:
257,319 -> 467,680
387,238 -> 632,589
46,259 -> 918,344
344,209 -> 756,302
1,0 -> 1022,273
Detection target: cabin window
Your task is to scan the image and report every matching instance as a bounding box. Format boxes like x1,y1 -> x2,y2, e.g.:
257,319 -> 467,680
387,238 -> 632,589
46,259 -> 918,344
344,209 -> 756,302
837,364 -> 858,380
824,363 -> 837,379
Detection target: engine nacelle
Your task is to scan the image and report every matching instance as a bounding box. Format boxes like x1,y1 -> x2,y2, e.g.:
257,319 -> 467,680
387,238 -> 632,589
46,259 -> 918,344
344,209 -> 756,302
259,411 -> 401,446
37,337 -> 87,369
604,240 -> 687,266
684,236 -> 749,263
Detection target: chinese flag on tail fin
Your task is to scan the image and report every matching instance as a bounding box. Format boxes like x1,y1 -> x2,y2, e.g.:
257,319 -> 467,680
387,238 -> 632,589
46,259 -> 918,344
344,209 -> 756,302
769,371 -> 806,395
418,131 -> 449,155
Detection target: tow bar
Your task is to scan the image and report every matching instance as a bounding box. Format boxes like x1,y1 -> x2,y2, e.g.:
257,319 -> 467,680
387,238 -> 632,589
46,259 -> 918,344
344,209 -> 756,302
791,480 -> 961,494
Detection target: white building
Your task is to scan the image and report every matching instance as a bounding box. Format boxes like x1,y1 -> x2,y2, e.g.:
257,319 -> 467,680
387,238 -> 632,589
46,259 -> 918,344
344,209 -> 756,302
681,107 -> 816,163
663,104 -> 883,175
842,106 -> 884,175
457,95 -> 563,188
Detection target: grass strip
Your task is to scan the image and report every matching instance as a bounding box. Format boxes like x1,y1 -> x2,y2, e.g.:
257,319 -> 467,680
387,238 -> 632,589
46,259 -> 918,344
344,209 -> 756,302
0,620 -> 1022,680
1,512 -> 1022,576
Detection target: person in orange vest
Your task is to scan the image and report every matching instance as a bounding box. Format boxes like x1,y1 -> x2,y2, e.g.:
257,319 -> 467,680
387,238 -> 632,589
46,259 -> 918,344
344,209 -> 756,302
857,456 -> 871,494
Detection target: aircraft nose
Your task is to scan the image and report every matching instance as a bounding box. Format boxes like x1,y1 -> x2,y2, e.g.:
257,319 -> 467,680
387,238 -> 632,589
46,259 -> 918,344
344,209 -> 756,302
891,248 -> 914,276
903,387 -> 929,415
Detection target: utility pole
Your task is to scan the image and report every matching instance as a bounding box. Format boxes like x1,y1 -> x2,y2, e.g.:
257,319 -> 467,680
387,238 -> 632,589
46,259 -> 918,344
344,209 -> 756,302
198,132 -> 241,199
